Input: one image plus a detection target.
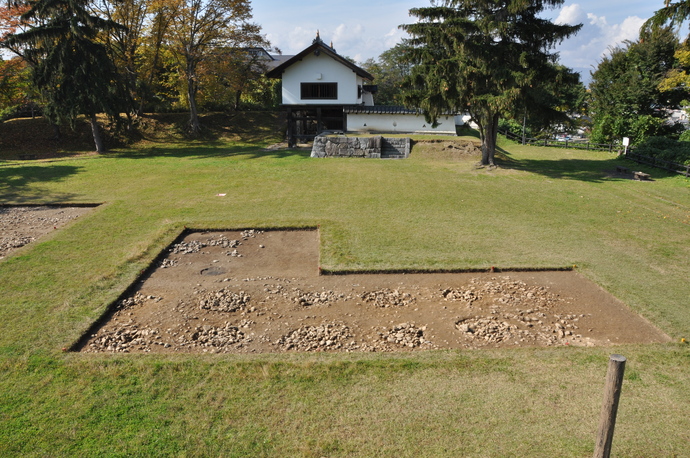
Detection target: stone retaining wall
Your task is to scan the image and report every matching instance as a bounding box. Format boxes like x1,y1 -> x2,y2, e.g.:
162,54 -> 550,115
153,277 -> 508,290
311,136 -> 410,158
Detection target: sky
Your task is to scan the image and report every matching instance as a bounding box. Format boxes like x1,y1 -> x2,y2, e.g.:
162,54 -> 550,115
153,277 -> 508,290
252,0 -> 672,86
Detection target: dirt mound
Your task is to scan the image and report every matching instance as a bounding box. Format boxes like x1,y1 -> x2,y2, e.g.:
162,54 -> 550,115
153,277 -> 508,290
412,139 -> 482,159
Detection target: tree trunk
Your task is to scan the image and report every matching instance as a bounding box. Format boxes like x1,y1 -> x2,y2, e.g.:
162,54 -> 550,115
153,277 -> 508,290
90,114 -> 106,153
51,123 -> 61,141
139,16 -> 166,116
481,113 -> 499,166
186,60 -> 201,135
477,110 -> 499,166
234,90 -> 242,111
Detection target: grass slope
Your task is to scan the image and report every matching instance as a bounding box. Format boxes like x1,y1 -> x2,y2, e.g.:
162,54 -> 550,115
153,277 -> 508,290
0,115 -> 689,456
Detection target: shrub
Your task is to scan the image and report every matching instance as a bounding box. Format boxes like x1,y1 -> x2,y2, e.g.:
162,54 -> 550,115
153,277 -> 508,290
633,135 -> 690,165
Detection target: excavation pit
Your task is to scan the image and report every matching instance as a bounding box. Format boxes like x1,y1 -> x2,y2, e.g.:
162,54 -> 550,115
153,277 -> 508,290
1,204 -> 96,261
78,229 -> 669,353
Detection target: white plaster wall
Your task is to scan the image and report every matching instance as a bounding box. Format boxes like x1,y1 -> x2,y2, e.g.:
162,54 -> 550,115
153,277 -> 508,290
281,53 -> 362,105
347,113 -> 460,134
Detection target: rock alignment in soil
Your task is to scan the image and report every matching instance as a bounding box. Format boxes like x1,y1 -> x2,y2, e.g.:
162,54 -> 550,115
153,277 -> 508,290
273,322 -> 435,353
83,272 -> 599,353
81,229 -> 610,353
448,277 -> 593,347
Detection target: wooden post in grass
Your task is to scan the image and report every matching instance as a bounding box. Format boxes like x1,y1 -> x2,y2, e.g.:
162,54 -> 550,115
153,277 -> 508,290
593,354 -> 626,458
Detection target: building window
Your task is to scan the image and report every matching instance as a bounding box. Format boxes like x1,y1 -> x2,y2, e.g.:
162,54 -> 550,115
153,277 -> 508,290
301,83 -> 338,100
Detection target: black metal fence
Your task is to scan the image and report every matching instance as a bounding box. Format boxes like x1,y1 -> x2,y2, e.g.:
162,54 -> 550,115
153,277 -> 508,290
624,151 -> 690,177
500,129 -> 620,152
500,129 -> 690,177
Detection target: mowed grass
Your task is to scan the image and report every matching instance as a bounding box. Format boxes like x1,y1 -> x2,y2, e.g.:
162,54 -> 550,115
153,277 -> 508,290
1,117 -> 689,456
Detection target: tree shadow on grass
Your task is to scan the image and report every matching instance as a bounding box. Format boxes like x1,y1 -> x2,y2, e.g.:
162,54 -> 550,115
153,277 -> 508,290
495,146 -> 665,183
0,165 -> 82,202
108,143 -> 312,161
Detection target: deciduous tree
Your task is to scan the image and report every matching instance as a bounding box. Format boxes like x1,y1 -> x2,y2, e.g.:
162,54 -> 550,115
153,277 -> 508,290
589,28 -> 685,144
94,0 -> 153,118
166,0 -> 265,134
0,1 -> 33,61
400,0 -> 581,166
361,42 -> 413,106
0,55 -> 31,117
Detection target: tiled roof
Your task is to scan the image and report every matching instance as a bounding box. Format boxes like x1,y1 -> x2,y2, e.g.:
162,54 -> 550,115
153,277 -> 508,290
344,105 -> 461,116
343,105 -> 422,114
266,40 -> 373,81
265,54 -> 295,70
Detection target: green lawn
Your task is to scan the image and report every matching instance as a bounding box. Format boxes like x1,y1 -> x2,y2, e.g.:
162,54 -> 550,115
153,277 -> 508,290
1,124 -> 689,456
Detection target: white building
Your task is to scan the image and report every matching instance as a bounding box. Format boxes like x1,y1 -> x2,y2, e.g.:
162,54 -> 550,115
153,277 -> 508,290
266,32 -> 469,145
266,33 -> 375,145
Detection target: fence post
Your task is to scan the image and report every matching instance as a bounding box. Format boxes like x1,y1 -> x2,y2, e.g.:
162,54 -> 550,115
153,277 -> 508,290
593,354 -> 626,458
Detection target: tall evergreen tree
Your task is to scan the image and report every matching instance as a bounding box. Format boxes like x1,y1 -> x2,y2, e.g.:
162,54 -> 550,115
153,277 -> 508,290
4,0 -> 127,152
643,0 -> 690,37
401,0 -> 581,166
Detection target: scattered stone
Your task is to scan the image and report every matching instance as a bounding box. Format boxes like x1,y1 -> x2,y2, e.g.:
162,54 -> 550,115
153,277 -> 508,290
0,235 -> 35,254
0,206 -> 89,259
450,279 -> 588,347
118,292 -> 149,310
378,323 -> 433,348
198,288 -> 250,312
292,288 -> 343,306
206,235 -> 240,248
189,323 -> 250,350
85,323 -> 164,353
361,288 -> 415,307
274,323 -> 357,352
159,258 -> 178,268
455,316 -> 518,344
441,287 -> 481,305
170,240 -> 206,254
241,229 -> 263,239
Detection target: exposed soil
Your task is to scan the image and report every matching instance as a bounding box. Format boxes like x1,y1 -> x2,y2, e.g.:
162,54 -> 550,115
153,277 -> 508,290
72,229 -> 669,354
1,208 -> 668,353
0,205 -> 93,260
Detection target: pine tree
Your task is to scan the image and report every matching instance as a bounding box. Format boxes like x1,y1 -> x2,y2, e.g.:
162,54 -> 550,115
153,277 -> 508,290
401,0 -> 581,166
4,0 -> 127,152
643,0 -> 690,37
